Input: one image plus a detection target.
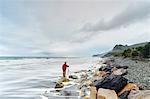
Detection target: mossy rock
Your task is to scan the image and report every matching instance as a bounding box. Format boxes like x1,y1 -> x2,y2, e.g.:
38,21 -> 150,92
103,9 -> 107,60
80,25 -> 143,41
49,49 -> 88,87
60,77 -> 69,82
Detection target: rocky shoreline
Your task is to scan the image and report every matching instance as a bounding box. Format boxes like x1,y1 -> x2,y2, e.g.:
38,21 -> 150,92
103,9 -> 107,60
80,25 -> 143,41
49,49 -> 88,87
109,56 -> 150,90
44,57 -> 150,99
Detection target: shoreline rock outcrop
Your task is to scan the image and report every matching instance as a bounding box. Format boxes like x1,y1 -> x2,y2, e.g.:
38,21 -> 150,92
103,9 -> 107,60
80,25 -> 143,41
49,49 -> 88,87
52,57 -> 150,99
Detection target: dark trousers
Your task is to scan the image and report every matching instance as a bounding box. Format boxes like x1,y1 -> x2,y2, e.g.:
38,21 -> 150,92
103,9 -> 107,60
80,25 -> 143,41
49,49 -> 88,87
63,71 -> 66,77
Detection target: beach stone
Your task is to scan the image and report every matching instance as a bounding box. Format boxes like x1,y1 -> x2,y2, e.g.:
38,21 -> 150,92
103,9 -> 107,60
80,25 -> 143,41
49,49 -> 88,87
97,88 -> 118,99
119,91 -> 130,99
116,65 -> 128,69
92,76 -> 103,83
81,72 -> 88,78
85,80 -> 93,86
78,79 -> 89,89
55,82 -> 64,88
102,66 -> 112,73
61,90 -> 79,96
118,83 -> 139,96
80,90 -> 84,97
99,71 -> 107,77
84,96 -> 89,99
69,75 -> 78,79
80,85 -> 89,97
93,67 -> 99,76
112,68 -> 127,76
93,71 -> 100,76
99,66 -> 104,71
90,86 -> 97,99
128,90 -> 150,99
138,84 -> 145,90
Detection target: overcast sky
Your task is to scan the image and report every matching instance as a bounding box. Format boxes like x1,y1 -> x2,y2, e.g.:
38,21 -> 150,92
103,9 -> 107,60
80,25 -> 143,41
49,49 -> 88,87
0,0 -> 150,57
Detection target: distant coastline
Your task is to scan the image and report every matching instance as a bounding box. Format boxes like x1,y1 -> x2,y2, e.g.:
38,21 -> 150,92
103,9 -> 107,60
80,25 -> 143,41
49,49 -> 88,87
0,56 -> 80,60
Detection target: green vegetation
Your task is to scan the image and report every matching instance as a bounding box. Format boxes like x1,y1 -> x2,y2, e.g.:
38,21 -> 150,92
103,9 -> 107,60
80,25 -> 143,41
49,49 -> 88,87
122,48 -> 132,57
131,50 -> 139,58
121,42 -> 150,58
103,42 -> 150,59
142,42 -> 150,58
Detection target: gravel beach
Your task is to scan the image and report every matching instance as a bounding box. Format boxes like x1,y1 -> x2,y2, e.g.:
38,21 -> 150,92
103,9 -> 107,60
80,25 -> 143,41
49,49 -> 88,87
109,57 -> 150,89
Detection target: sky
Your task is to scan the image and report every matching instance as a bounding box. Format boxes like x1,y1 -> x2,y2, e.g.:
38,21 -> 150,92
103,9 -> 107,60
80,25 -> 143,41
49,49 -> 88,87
0,0 -> 150,57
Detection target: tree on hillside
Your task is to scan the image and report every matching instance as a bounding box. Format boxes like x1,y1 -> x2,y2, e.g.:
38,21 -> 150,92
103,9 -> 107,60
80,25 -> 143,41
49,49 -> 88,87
132,50 -> 139,58
113,44 -> 127,50
122,48 -> 132,57
142,42 -> 150,58
136,46 -> 144,52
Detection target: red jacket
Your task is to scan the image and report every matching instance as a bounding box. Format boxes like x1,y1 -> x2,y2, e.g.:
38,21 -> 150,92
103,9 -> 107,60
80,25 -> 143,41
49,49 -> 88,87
62,63 -> 69,72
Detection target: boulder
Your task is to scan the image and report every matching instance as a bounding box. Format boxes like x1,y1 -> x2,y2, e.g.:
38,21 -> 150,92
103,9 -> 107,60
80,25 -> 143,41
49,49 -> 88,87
61,77 -> 69,82
90,86 -> 97,99
69,75 -> 78,79
92,76 -> 103,81
80,90 -> 85,97
84,96 -> 89,99
94,75 -> 128,93
55,82 -> 64,88
80,85 -> 89,97
116,65 -> 128,69
112,68 -> 127,76
119,91 -> 130,99
93,71 -> 100,76
97,88 -> 118,99
60,90 -> 79,96
118,83 -> 139,96
80,72 -> 88,78
99,66 -> 104,71
102,66 -> 112,73
99,71 -> 107,77
78,80 -> 93,90
112,67 -> 118,72
86,80 -> 93,86
128,90 -> 150,99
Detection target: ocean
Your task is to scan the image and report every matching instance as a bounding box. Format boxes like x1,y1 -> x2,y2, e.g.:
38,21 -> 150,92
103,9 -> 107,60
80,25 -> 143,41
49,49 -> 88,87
0,57 -> 102,99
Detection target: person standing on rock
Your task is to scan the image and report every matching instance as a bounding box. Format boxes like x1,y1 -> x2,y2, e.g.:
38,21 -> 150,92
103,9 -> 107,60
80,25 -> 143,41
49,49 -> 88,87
62,62 -> 69,77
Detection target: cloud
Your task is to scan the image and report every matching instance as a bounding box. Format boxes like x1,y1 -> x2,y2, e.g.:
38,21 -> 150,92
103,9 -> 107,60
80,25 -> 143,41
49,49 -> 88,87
81,3 -> 150,32
0,0 -> 150,56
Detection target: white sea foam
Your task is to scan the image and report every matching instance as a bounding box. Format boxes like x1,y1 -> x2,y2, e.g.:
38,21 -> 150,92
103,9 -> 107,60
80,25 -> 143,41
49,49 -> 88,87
0,57 -> 102,99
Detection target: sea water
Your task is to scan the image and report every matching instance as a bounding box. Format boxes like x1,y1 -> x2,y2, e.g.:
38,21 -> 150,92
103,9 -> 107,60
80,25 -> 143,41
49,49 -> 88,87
0,57 -> 102,99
